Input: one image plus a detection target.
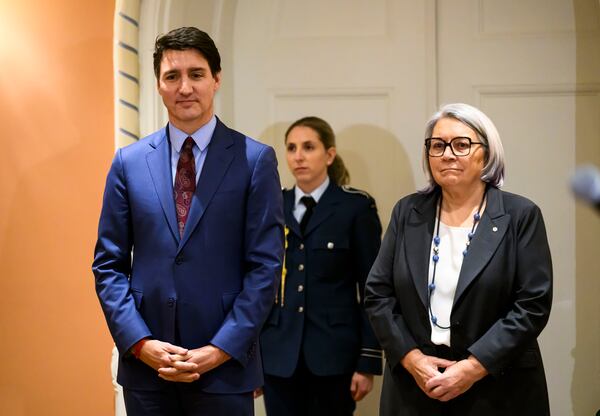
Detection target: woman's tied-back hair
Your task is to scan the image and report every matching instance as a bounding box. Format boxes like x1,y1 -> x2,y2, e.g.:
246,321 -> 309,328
285,116 -> 350,186
421,103 -> 505,193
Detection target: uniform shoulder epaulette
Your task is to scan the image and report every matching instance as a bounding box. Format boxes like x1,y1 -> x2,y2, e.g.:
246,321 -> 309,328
341,185 -> 373,199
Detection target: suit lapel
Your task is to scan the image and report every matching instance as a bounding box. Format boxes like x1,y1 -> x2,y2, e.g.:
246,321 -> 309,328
303,182 -> 338,236
146,128 -> 179,242
284,189 -> 301,237
454,187 -> 509,305
178,119 -> 235,251
405,191 -> 438,308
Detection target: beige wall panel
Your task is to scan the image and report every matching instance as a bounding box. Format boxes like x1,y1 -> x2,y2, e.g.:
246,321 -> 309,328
273,0 -> 388,37
480,0 -> 578,34
438,0 -> 578,102
269,90 -> 413,229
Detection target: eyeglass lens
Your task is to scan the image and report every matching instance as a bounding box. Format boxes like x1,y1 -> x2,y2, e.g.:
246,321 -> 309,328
428,137 -> 472,156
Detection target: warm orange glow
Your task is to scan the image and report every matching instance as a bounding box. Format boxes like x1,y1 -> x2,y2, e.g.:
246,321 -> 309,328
0,1 -> 115,415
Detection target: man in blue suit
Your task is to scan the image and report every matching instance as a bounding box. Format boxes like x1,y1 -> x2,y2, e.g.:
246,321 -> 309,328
93,27 -> 284,415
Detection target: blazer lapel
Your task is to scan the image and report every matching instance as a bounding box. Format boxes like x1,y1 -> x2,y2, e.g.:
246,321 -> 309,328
284,189 -> 301,237
302,182 -> 338,236
146,128 -> 179,243
178,120 -> 235,251
454,187 -> 509,305
405,191 -> 438,308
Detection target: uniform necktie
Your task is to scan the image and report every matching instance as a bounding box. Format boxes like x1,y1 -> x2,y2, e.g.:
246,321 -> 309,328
174,137 -> 196,237
300,196 -> 317,234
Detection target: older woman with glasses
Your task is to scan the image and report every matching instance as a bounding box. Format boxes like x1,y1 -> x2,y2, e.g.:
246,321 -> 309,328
365,103 -> 552,415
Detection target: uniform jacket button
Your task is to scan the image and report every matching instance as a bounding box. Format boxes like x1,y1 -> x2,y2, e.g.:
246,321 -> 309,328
298,264 -> 304,271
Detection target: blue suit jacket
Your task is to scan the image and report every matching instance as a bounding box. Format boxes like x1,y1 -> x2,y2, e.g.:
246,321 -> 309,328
93,118 -> 284,393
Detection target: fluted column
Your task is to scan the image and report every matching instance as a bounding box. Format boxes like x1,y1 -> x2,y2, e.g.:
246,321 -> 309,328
112,5 -> 141,414
114,0 -> 141,148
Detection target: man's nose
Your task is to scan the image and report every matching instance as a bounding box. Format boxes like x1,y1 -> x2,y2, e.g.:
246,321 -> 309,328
179,77 -> 193,94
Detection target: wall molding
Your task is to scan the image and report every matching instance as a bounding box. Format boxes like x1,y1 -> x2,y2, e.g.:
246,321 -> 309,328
474,83 -> 600,105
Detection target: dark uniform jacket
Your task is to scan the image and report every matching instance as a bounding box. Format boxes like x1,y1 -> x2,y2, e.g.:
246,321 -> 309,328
261,181 -> 383,377
365,186 -> 552,415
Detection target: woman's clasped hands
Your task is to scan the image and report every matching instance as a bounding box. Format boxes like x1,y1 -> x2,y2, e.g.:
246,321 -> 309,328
401,349 -> 488,402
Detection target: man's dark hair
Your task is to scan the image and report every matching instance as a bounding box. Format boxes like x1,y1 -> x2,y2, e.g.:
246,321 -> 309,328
153,27 -> 221,79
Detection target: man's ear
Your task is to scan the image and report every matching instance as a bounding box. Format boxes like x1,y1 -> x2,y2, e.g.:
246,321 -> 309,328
213,71 -> 222,91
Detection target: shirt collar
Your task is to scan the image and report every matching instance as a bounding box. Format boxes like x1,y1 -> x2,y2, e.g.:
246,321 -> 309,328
169,115 -> 217,153
294,176 -> 330,207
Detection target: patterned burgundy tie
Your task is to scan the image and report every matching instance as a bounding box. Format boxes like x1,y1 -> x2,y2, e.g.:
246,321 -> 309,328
174,137 -> 196,237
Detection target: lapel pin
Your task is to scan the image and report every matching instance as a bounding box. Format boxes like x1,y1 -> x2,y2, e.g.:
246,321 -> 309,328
327,242 -> 334,249
492,226 -> 498,232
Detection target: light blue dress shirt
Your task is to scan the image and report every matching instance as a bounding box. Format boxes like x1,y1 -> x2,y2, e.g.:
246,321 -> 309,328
293,176 -> 330,223
169,115 -> 217,185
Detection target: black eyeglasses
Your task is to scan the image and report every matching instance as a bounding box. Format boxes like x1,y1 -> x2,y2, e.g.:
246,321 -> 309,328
425,137 -> 487,157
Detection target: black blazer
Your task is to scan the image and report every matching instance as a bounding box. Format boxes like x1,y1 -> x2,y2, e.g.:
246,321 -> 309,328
365,186 -> 552,415
261,182 -> 383,377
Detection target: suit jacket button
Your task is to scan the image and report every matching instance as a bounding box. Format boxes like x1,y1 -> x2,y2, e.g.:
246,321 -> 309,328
299,243 -> 304,250
297,285 -> 304,292
298,264 -> 304,271
298,306 -> 304,313
175,256 -> 183,265
167,297 -> 175,307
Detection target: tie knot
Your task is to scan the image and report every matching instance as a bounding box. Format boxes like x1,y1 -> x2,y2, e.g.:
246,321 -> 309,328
300,196 -> 316,210
182,137 -> 195,152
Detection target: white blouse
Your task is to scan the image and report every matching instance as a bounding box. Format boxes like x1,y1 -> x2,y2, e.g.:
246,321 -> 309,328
428,221 -> 472,346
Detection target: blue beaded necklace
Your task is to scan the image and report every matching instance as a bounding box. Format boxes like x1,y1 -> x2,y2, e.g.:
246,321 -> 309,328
427,187 -> 488,329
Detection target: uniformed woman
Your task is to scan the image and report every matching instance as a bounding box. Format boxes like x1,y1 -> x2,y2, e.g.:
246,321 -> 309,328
258,116 -> 383,416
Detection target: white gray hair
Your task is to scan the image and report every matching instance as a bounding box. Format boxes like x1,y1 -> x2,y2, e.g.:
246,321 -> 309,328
421,103 -> 505,193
